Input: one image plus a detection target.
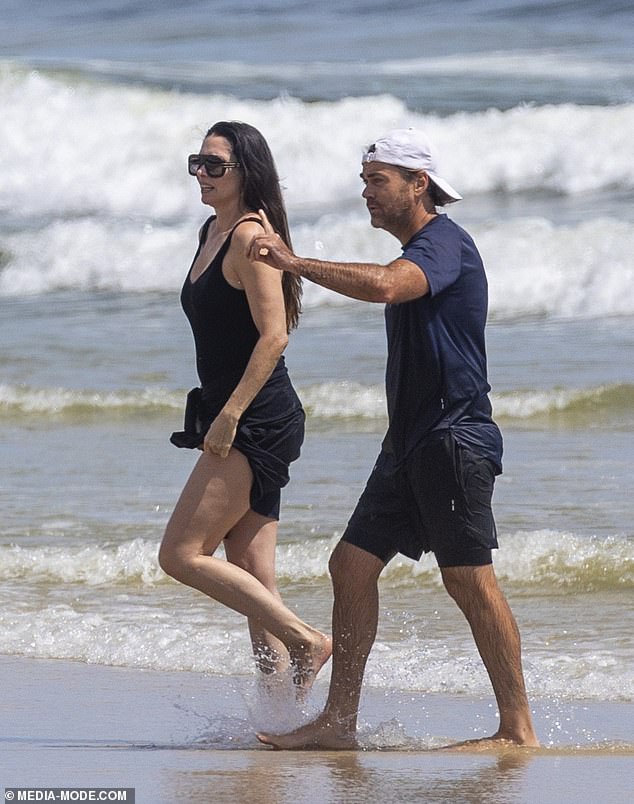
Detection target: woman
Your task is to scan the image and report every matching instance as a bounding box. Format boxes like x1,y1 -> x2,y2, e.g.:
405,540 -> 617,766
159,121 -> 331,690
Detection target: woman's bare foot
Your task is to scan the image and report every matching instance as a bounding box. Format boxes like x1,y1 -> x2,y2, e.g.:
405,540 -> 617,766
288,632 -> 332,695
257,712 -> 356,750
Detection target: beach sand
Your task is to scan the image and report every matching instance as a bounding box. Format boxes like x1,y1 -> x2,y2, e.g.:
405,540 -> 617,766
1,656 -> 632,803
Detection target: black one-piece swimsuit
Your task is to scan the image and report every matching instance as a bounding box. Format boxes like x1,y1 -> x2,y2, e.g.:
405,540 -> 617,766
175,216 -> 305,520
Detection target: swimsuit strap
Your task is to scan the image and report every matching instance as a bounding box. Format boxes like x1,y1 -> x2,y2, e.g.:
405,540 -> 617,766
200,214 -> 263,245
229,215 -> 264,235
198,215 -> 215,244
217,215 -> 264,258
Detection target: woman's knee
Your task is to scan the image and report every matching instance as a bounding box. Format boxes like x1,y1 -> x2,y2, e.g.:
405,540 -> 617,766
158,542 -> 176,578
158,541 -> 192,581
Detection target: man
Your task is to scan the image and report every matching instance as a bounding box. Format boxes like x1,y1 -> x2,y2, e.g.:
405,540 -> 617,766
248,128 -> 539,749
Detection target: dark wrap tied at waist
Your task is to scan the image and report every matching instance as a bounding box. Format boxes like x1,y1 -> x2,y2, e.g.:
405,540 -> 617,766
170,381 -> 305,511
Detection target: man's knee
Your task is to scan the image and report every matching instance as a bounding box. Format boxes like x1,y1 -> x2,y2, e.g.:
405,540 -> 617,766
328,541 -> 384,592
440,565 -> 465,599
441,564 -> 499,608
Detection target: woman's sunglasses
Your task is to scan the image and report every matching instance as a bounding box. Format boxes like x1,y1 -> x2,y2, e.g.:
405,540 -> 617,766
188,155 -> 240,178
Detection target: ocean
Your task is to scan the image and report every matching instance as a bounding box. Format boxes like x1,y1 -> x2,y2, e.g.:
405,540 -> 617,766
1,0 -> 633,780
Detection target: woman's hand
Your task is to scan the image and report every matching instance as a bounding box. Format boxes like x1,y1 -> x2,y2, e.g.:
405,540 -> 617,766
202,409 -> 239,458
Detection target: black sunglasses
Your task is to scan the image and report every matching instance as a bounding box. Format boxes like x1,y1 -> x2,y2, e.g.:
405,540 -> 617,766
188,154 -> 240,177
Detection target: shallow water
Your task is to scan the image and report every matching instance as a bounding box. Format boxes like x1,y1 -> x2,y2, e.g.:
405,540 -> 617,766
1,0 -> 633,759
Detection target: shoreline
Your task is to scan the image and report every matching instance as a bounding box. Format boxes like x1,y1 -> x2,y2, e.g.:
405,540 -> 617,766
2,655 -> 633,803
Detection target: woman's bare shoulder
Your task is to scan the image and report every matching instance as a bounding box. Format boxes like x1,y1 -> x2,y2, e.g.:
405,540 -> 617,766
231,217 -> 265,244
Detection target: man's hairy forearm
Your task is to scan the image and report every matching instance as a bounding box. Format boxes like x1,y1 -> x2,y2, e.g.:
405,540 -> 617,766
289,255 -> 394,303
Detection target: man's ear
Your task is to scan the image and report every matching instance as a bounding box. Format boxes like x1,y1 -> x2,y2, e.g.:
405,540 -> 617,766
414,170 -> 430,198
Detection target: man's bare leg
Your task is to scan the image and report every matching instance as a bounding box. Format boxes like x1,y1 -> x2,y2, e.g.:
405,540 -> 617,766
441,564 -> 539,747
257,542 -> 385,749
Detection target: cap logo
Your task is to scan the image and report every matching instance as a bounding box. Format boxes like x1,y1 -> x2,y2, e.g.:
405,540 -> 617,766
362,144 -> 378,163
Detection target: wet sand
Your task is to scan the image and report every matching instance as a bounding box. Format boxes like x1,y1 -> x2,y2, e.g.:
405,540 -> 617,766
1,655 -> 632,803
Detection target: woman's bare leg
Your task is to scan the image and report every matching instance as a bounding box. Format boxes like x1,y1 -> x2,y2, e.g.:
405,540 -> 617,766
224,512 -> 290,675
159,449 -> 331,687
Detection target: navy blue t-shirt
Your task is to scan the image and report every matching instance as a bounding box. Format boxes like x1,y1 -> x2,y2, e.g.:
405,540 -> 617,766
382,214 -> 503,472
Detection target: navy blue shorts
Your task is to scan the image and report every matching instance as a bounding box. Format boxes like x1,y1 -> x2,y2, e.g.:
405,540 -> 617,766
341,430 -> 499,568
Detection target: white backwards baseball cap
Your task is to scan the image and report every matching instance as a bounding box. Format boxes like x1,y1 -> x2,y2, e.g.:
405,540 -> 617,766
362,128 -> 462,205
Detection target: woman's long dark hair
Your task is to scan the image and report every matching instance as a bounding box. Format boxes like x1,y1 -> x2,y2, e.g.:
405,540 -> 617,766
207,121 -> 302,331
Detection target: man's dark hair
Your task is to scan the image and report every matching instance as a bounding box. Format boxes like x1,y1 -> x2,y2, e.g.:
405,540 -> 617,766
397,166 -> 445,207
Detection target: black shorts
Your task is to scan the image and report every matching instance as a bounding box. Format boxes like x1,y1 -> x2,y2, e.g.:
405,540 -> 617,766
341,430 -> 499,568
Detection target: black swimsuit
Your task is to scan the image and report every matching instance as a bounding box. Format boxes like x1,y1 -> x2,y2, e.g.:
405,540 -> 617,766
172,216 -> 305,519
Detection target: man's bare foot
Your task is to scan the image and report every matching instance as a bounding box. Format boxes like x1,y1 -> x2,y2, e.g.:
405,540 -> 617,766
289,632 -> 332,695
257,713 -> 356,750
441,729 -> 540,751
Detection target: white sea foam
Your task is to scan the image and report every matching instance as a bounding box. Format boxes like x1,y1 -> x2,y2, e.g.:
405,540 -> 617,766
0,538 -> 163,586
377,50 -> 634,82
80,49 -> 634,87
3,381 -> 630,423
2,212 -> 634,319
1,63 -> 634,221
480,218 -> 634,319
492,529 -> 634,590
0,530 -> 631,697
3,595 -> 630,702
0,601 -> 252,676
295,215 -> 634,319
385,528 -> 634,591
0,383 -> 183,416
300,381 -> 387,419
365,631 -> 634,703
1,528 -> 630,591
2,63 -> 634,316
492,384 -> 634,420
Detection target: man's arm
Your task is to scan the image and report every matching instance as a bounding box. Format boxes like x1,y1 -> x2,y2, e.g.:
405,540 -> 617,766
248,210 -> 429,304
